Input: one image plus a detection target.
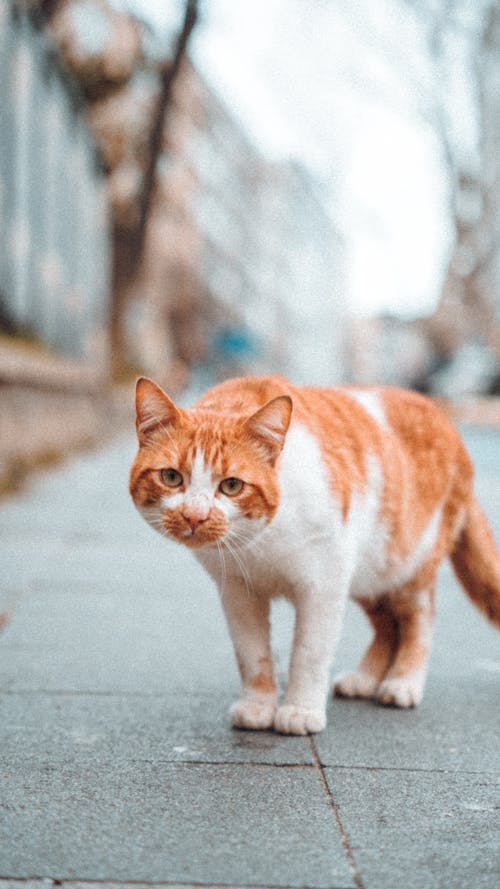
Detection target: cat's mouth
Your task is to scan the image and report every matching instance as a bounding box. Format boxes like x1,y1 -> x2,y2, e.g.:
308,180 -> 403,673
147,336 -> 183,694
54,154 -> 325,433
176,527 -> 223,548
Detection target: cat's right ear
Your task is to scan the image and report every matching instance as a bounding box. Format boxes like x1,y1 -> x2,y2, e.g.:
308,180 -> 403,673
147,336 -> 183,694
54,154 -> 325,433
135,377 -> 181,443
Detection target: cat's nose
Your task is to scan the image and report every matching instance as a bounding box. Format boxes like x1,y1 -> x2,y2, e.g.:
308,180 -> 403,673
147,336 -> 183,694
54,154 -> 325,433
181,507 -> 208,533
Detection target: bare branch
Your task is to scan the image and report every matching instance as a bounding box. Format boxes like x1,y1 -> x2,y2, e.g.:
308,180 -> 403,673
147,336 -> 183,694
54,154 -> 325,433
132,0 -> 198,270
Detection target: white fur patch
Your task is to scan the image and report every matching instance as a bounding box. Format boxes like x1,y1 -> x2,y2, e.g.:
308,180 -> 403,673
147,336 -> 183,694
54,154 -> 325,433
351,500 -> 443,600
377,670 -> 426,707
264,422 -> 345,576
392,506 -> 442,589
346,453 -> 387,588
411,588 -> 435,649
347,389 -> 387,428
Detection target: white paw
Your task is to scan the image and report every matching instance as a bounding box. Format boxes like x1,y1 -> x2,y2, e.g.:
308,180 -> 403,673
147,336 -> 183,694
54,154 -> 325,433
333,670 -> 379,700
377,675 -> 424,708
230,698 -> 276,730
274,704 -> 326,735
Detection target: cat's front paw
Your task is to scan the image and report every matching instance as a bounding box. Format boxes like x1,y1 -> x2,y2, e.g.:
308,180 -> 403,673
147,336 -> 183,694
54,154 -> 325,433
376,674 -> 424,708
274,704 -> 326,735
230,698 -> 276,730
333,670 -> 379,700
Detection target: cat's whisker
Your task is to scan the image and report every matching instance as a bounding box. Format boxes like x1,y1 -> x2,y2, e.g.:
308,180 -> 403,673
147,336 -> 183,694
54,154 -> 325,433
147,516 -> 166,530
144,513 -> 174,543
225,526 -> 266,561
216,539 -> 228,598
223,536 -> 254,597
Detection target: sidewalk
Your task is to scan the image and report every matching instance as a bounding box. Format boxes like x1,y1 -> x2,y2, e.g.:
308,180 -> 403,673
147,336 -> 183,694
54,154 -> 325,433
0,429 -> 499,889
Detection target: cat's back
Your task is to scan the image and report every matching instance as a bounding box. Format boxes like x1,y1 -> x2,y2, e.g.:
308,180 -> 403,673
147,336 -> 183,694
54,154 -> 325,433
352,384 -> 473,489
194,374 -> 292,415
366,385 -> 461,449
294,382 -> 473,499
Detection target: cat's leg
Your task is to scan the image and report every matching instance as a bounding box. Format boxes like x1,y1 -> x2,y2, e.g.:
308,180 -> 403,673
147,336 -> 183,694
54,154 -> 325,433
376,587 -> 435,708
333,596 -> 398,700
275,587 -> 347,735
219,578 -> 278,730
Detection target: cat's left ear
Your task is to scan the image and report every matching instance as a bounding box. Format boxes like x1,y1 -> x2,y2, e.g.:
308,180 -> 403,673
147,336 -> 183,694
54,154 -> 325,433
243,395 -> 293,464
135,377 -> 181,443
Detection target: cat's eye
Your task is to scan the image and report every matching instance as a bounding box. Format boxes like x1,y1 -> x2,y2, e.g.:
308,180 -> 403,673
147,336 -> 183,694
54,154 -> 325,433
160,468 -> 183,488
219,477 -> 244,497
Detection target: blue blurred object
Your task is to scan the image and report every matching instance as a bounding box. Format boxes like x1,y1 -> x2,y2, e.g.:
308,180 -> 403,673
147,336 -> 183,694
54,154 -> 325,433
213,326 -> 259,360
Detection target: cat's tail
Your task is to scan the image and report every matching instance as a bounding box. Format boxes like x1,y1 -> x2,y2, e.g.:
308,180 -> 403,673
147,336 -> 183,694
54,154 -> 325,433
451,496 -> 500,627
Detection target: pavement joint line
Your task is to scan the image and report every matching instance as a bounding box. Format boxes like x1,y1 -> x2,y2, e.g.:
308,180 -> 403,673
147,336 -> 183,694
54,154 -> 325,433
308,737 -> 365,889
0,879 -> 355,889
2,750 -> 498,777
126,760 -> 314,771
131,759 -> 315,768
0,689 -> 240,700
0,755 -> 315,770
1,755 -> 497,776
3,759 -> 317,770
318,763 -> 500,776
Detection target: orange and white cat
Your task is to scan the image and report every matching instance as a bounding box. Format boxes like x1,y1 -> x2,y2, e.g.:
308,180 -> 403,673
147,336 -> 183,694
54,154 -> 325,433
130,374 -> 500,735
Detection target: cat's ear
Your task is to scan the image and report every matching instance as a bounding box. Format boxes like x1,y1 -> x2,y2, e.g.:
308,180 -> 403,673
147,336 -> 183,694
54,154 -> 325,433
135,377 -> 181,442
243,395 -> 293,464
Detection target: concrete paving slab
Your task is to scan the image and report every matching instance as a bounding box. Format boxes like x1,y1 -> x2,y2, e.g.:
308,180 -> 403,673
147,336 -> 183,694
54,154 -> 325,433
318,679 -> 500,773
0,762 -> 355,888
324,766 -> 500,889
0,589 -> 235,694
0,536 -> 181,596
0,883 -> 55,889
0,589 -> 295,698
0,691 -> 313,765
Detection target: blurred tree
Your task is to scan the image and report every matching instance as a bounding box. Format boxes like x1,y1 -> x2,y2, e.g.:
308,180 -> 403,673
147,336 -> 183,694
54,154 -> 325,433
111,0 -> 199,376
33,0 -> 198,374
404,0 -> 500,361
134,0 -> 198,266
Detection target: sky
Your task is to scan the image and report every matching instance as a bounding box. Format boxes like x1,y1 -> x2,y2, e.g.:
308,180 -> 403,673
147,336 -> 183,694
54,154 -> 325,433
118,0 -> 471,319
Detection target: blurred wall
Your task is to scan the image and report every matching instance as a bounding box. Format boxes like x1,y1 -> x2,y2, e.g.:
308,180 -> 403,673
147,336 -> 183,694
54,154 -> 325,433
0,2 -> 110,370
0,3 -> 113,494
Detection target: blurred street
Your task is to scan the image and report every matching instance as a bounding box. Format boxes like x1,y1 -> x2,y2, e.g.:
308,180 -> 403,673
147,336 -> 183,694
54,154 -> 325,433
2,2 -> 500,884
0,424 -> 499,889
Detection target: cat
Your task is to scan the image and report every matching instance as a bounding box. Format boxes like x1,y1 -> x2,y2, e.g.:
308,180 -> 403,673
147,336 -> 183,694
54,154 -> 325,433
129,374 -> 500,735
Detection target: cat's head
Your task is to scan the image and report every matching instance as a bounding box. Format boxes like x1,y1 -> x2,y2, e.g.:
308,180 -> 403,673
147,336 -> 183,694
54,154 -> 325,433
129,378 -> 292,549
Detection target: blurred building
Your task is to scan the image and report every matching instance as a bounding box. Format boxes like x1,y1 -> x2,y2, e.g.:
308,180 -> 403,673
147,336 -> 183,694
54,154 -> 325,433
1,0 -> 348,400
0,1 -> 110,369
